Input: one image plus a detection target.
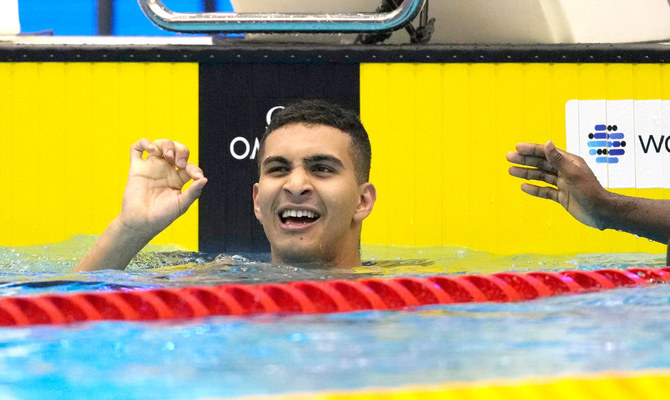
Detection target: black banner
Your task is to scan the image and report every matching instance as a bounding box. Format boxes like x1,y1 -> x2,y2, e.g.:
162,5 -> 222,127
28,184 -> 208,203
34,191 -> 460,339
198,62 -> 360,253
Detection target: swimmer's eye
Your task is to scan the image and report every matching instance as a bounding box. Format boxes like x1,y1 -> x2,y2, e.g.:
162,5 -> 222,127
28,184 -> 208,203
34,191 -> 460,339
265,165 -> 290,175
311,165 -> 336,176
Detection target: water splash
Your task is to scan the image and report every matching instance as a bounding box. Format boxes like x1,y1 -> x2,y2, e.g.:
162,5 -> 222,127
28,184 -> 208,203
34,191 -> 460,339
0,237 -> 665,296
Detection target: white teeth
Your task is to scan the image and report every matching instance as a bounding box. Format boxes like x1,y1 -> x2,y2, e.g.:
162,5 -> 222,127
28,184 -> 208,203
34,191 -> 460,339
281,210 -> 317,219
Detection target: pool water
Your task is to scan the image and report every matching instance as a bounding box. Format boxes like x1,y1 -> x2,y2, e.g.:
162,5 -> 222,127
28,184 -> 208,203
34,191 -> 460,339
0,236 -> 668,399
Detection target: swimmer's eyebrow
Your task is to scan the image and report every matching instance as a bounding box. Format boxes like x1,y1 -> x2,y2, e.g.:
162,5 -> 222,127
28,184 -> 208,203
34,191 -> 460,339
304,154 -> 344,168
262,156 -> 291,167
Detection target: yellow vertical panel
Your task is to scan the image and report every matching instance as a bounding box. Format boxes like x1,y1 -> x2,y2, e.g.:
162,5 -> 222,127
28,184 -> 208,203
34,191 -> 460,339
578,63 -> 607,99
530,63 -> 579,254
7,63 -> 40,243
361,63 -> 390,245
40,63 -> 69,241
466,64 -> 497,250
390,63 -> 416,246
153,62 -> 200,251
549,63 -> 580,140
172,63 -> 199,141
489,63 -> 555,254
0,63 -> 10,232
515,64 -> 558,253
413,64 -> 443,246
440,64 -> 471,248
494,63 -> 526,254
605,63 -> 634,99
0,62 -> 199,250
117,62 -> 147,141
85,63 -> 123,234
634,64 -> 662,98
385,64 -> 417,246
145,62 -> 173,136
662,63 -> 670,101
63,62 -> 95,237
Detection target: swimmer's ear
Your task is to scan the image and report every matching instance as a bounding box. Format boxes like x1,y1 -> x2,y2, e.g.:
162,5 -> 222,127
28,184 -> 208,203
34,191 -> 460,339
354,182 -> 376,223
252,183 -> 262,222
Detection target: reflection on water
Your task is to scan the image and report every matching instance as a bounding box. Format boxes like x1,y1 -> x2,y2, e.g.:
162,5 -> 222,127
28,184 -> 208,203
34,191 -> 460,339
0,285 -> 670,400
0,235 -> 667,297
0,235 -> 665,296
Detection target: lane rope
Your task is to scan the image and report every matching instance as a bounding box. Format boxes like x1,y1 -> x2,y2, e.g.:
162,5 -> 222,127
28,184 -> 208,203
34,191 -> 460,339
1,267 -> 668,326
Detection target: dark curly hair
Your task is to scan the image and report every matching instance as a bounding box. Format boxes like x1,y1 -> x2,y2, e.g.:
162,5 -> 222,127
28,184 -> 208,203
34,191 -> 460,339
257,99 -> 371,183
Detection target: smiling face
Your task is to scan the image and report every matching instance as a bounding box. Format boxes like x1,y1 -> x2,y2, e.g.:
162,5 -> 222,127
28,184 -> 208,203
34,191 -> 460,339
253,122 -> 376,268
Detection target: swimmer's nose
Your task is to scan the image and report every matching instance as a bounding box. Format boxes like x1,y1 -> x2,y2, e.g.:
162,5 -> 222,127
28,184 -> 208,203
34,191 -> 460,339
282,168 -> 312,197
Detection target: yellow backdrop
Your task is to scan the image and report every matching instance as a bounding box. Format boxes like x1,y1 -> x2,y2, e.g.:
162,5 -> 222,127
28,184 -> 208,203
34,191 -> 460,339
361,63 -> 670,254
2,61 -> 669,255
0,62 -> 199,249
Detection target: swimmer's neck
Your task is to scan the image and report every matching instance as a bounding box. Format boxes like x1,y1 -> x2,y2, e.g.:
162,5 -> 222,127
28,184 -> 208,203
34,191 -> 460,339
271,252 -> 362,270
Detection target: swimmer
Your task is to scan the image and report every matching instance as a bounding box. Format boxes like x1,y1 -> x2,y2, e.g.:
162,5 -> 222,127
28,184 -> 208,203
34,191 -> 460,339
75,99 -> 376,272
506,140 -> 670,247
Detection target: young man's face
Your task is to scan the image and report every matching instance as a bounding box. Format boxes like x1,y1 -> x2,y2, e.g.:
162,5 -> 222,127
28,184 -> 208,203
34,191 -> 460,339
253,122 -> 375,268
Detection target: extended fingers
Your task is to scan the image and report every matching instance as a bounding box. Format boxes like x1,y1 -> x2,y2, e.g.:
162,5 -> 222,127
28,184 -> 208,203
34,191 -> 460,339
543,140 -> 572,171
508,165 -> 558,186
506,152 -> 557,175
515,142 -> 547,157
520,183 -> 559,203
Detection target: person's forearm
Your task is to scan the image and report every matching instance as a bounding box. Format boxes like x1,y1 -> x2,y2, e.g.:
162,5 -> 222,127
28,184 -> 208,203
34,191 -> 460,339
598,192 -> 670,244
74,217 -> 154,272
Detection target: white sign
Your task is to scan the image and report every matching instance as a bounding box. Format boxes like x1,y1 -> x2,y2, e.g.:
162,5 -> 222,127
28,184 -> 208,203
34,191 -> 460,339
566,99 -> 670,189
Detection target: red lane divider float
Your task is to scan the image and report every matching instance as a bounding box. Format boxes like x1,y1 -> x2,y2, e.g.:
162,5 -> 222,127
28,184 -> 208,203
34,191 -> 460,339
1,267 -> 669,327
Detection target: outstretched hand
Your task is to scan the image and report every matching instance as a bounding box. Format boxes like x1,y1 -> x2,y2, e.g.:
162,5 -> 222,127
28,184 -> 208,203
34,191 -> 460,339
118,138 -> 208,238
506,140 -> 609,230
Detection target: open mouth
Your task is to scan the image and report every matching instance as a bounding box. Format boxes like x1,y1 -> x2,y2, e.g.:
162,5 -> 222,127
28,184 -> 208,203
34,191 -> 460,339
279,209 -> 320,226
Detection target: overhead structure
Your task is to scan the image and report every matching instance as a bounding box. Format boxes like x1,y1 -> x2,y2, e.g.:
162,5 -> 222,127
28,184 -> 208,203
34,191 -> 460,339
137,0 -> 426,33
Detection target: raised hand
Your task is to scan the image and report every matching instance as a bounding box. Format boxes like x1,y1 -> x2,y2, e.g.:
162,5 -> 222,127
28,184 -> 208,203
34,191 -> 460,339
75,139 -> 207,272
118,138 -> 207,238
506,140 -> 609,229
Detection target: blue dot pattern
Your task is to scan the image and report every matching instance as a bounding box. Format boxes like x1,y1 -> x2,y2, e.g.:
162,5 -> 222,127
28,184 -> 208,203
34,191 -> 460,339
588,124 -> 626,164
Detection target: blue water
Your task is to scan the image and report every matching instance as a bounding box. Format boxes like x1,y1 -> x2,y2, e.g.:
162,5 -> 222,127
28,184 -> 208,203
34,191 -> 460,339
0,237 -> 669,399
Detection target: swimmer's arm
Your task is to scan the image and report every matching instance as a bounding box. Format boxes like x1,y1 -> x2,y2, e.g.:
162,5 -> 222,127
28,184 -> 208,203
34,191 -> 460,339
592,193 -> 670,244
507,141 -> 670,244
74,218 -> 154,272
75,139 -> 207,272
